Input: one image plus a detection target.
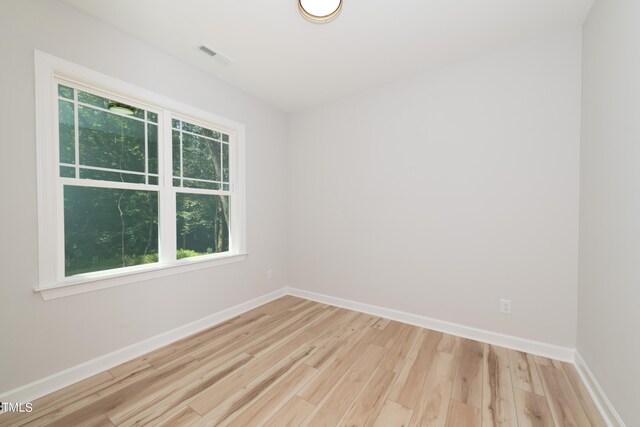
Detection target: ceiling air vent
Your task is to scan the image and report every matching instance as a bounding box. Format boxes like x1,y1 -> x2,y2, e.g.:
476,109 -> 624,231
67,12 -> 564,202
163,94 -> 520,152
199,45 -> 217,57
198,45 -> 233,66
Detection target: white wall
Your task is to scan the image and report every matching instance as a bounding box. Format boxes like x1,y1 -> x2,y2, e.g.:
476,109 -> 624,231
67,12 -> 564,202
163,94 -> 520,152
0,0 -> 288,393
289,30 -> 582,347
578,0 -> 640,424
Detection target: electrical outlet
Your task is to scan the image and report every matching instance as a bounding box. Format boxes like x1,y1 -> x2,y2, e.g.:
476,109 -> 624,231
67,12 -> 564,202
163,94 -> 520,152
500,299 -> 512,315
267,269 -> 273,280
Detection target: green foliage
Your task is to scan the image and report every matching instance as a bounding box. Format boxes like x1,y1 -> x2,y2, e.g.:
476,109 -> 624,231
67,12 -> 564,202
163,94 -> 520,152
78,106 -> 146,172
177,248 -> 212,259
140,253 -> 159,264
66,252 -> 159,276
64,187 -> 159,276
176,193 -> 229,255
60,85 -> 230,278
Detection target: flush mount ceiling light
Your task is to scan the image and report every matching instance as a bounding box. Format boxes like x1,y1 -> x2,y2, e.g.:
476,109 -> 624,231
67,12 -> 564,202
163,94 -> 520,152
108,100 -> 137,116
299,0 -> 342,23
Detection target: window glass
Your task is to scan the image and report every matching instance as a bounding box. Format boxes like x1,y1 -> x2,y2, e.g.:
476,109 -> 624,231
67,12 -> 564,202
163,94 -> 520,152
176,193 -> 229,258
172,119 -> 229,187
58,85 -> 159,184
58,100 -> 75,164
64,186 -> 159,276
78,106 -> 146,173
49,79 -> 237,283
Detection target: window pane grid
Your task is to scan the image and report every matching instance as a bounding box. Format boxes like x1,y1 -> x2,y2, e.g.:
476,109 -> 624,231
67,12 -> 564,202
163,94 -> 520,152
58,99 -> 75,165
147,123 -> 158,176
179,123 -> 184,188
172,176 -> 225,184
75,100 -> 148,123
58,84 -> 74,99
144,110 -> 149,184
177,128 -> 227,143
59,177 -> 156,193
172,118 -> 232,260
60,163 -> 159,178
57,82 -> 159,187
73,86 -> 80,178
172,118 -> 231,192
52,77 -> 236,280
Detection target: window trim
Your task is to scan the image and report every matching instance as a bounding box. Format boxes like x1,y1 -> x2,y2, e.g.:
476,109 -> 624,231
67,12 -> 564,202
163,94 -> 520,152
34,50 -> 247,300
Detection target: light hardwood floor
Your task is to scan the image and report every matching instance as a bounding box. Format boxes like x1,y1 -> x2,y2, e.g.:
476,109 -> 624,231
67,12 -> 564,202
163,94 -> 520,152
0,296 -> 606,427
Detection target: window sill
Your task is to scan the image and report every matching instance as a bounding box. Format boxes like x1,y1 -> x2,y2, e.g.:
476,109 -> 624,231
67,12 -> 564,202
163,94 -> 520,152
34,253 -> 248,300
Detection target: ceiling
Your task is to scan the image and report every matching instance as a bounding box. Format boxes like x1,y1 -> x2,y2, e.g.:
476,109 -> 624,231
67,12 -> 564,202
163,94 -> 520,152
61,0 -> 594,112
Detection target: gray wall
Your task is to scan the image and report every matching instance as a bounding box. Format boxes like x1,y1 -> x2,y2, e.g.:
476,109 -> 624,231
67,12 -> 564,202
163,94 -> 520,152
289,31 -> 582,347
0,0 -> 288,393
578,0 -> 640,425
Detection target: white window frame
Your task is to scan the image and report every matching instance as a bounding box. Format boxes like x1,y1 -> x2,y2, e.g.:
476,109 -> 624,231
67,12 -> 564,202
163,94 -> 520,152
34,51 -> 247,300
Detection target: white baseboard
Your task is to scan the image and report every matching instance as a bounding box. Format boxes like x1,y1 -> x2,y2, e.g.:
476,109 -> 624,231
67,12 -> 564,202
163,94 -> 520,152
574,352 -> 626,427
285,287 -> 626,424
0,288 -> 286,404
1,285 -> 622,427
284,287 -> 575,362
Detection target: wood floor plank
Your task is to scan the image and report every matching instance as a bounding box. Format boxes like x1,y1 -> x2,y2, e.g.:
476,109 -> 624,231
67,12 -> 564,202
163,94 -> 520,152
303,311 -> 375,370
247,306 -> 333,357
338,366 -> 396,427
154,406 -> 201,427
237,303 -> 322,351
188,310 -> 301,365
297,324 -> 378,404
263,396 -> 315,427
188,304 -> 332,416
482,344 -> 518,426
561,362 -> 607,427
437,334 -> 461,354
43,357 -> 196,427
225,363 -> 318,427
451,339 -> 484,409
191,344 -> 315,425
372,317 -> 391,330
538,364 -> 591,427
534,355 -> 563,369
445,400 -> 481,427
508,349 -> 545,396
189,342 -> 314,419
145,313 -> 270,369
57,413 -> 115,427
303,307 -> 359,338
288,298 -> 320,313
303,344 -> 385,426
0,298 -> 606,427
108,358 -> 153,380
116,352 -> 253,426
0,371 -> 115,426
409,349 -> 457,427
4,363 -> 159,427
389,329 -> 441,409
105,357 -> 206,425
259,295 -> 308,315
372,400 -> 414,427
186,303 -> 317,365
513,388 -> 555,427
144,312 -> 268,369
378,324 -> 418,371
237,296 -> 307,318
372,320 -> 406,349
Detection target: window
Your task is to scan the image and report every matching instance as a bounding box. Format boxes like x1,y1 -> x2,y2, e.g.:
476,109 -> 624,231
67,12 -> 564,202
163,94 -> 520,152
172,118 -> 231,258
35,52 -> 246,299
